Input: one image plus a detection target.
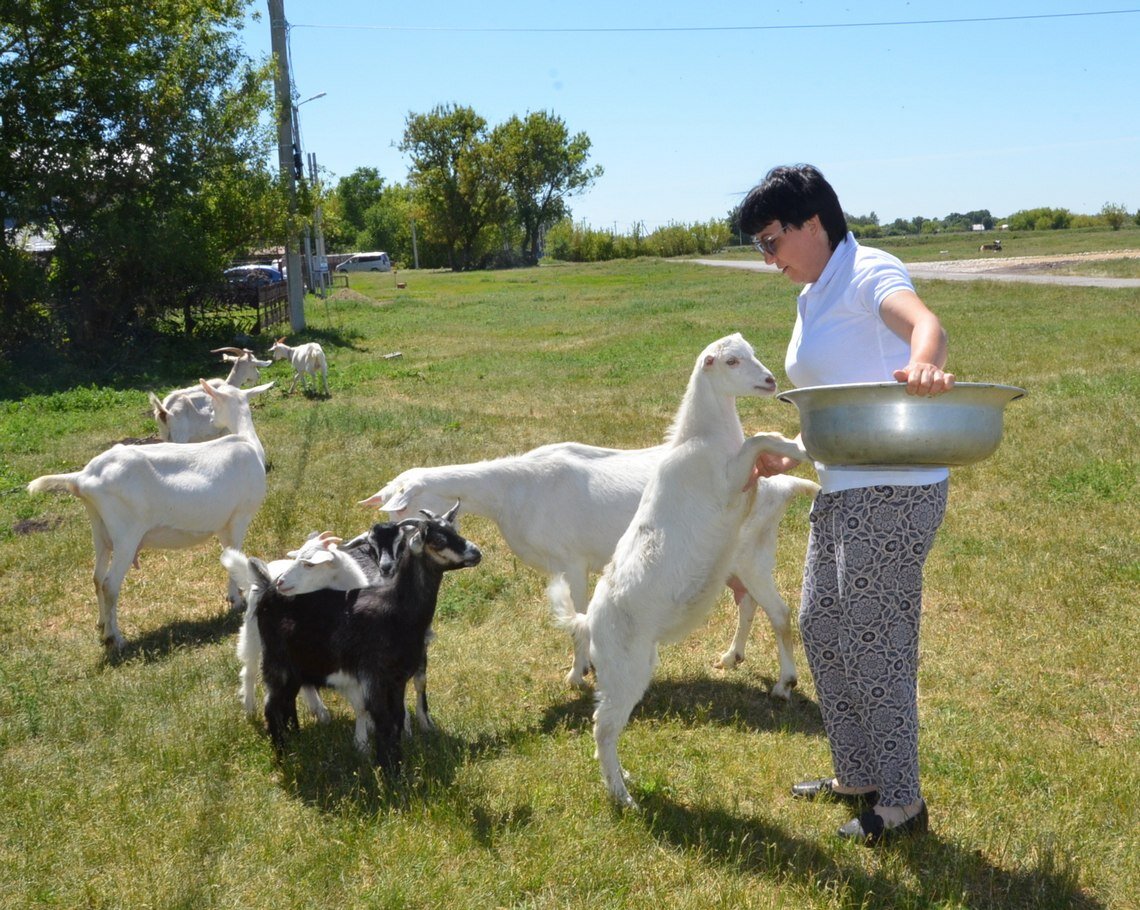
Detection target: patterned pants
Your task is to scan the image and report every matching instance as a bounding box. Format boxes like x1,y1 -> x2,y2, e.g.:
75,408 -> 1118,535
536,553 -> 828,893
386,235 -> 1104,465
799,481 -> 948,808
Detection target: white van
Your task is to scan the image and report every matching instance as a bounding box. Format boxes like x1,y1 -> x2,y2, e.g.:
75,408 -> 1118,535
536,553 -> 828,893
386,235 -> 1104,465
335,251 -> 392,273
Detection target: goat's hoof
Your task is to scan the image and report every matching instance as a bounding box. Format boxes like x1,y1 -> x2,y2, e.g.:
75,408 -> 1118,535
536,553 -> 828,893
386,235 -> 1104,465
770,677 -> 797,700
565,671 -> 590,689
714,651 -> 744,670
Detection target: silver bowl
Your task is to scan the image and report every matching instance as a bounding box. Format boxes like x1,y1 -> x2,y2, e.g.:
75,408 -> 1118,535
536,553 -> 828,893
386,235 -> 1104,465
776,382 -> 1027,467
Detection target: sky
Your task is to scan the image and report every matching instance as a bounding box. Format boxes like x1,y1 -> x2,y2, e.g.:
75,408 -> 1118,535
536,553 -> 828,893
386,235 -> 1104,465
239,1 -> 1140,233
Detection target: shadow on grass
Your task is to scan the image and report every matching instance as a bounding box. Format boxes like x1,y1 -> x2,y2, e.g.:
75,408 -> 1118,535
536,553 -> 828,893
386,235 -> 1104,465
641,793 -> 1100,910
107,606 -> 243,666
272,721 -> 545,816
268,674 -> 823,817
539,672 -> 827,738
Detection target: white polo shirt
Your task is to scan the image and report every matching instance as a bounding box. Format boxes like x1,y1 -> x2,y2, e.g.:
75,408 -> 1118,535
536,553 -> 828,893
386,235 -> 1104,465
785,233 -> 949,493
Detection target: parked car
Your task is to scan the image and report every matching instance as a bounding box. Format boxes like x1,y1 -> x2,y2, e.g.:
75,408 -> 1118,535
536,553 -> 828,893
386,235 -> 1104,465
224,264 -> 284,286
335,251 -> 391,273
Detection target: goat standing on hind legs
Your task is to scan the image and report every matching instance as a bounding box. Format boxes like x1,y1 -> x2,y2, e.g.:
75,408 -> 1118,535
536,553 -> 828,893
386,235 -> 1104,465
549,333 -> 806,809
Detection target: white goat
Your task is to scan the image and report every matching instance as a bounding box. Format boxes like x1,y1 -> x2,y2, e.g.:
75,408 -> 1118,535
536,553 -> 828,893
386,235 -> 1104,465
361,438 -> 816,698
548,333 -> 806,807
28,379 -> 274,650
149,347 -> 272,443
267,337 -> 328,395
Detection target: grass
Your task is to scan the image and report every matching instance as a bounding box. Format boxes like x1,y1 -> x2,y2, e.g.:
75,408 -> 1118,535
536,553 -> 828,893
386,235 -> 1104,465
1,258 -> 1138,909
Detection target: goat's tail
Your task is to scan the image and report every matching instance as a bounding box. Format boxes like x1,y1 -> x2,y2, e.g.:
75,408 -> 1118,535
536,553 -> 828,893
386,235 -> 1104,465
27,473 -> 81,496
547,575 -> 590,649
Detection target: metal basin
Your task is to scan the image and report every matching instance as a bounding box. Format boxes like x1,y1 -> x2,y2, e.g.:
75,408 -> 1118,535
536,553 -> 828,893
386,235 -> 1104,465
777,382 -> 1027,467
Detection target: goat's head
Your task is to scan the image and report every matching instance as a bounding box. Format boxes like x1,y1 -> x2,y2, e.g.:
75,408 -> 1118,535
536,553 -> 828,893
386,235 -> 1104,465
699,333 -> 777,398
357,470 -> 457,521
397,501 -> 480,571
266,338 -> 290,361
274,531 -> 369,594
213,347 -> 273,386
200,378 -> 275,431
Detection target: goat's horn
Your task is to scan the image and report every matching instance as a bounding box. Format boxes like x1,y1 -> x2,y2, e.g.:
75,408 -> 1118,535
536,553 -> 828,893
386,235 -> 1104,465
443,500 -> 461,524
210,346 -> 245,355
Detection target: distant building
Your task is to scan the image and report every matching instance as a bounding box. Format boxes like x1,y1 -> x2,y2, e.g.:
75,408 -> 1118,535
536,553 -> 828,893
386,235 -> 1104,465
971,224 -> 985,232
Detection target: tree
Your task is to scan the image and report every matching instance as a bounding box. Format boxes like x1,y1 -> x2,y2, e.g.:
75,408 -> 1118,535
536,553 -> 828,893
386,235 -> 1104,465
1,0 -> 273,348
1100,202 -> 1129,231
490,112 -> 603,264
399,104 -> 509,270
335,167 -> 386,239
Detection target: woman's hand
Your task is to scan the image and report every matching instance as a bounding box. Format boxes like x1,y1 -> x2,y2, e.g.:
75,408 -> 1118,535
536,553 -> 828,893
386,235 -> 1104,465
743,450 -> 802,490
893,361 -> 956,396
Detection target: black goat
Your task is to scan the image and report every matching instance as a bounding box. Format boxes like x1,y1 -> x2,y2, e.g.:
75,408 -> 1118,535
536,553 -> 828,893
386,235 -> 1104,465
233,505 -> 480,770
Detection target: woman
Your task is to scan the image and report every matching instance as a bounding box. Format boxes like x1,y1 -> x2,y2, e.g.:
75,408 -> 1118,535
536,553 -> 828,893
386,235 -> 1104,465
739,164 -> 954,846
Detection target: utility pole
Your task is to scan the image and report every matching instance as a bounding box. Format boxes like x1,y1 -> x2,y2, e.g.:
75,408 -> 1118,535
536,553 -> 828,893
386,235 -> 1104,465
268,0 -> 305,332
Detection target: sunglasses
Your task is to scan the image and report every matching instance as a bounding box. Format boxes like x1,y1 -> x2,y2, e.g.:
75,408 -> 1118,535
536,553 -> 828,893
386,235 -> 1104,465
752,224 -> 788,256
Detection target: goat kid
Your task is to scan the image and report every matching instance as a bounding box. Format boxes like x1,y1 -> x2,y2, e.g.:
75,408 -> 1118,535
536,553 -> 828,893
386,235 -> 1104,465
222,505 -> 480,771
362,434 -> 816,699
267,337 -> 329,395
234,524 -> 438,734
28,379 -> 273,650
149,347 -> 273,443
548,333 -> 805,807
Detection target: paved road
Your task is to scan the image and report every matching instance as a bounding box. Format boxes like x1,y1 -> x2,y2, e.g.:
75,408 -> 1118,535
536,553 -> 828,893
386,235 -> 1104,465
690,258 -> 1140,289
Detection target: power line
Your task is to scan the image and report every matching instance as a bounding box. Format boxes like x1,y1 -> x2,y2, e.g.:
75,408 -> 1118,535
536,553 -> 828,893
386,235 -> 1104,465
289,8 -> 1140,34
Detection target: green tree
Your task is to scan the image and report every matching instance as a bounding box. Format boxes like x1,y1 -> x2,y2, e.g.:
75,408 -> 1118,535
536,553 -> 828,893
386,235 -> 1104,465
335,167 -> 386,239
1100,202 -> 1129,230
490,112 -> 603,264
399,104 -> 509,270
0,0 -> 272,348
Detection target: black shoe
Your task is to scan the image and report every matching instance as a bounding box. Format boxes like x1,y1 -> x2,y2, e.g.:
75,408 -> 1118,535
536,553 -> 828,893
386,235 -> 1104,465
792,778 -> 879,809
837,800 -> 928,847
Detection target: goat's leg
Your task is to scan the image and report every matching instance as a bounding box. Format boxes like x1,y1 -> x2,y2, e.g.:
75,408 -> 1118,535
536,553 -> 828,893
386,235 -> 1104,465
715,583 -> 758,670
337,677 -> 374,752
264,677 -> 301,752
732,433 -> 809,491
591,634 -> 656,810
236,617 -> 261,717
300,686 -> 330,723
564,567 -> 593,687
370,685 -> 405,773
407,642 -> 433,734
86,513 -> 125,650
721,579 -> 797,699
97,536 -> 140,652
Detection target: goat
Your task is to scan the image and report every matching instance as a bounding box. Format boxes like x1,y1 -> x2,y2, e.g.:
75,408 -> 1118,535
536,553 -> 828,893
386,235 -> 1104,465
980,240 -> 1002,252
148,347 -> 273,443
267,337 -> 329,395
547,333 -> 805,807
360,436 -> 816,699
28,379 -> 274,650
221,504 -> 480,771
235,524 -> 437,735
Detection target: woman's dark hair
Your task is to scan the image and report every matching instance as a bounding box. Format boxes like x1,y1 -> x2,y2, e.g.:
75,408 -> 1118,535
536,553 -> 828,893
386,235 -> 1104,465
737,164 -> 848,251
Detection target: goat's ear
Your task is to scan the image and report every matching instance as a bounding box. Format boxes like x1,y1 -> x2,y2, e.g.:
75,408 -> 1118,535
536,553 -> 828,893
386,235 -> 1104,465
703,354 -> 716,370
199,378 -> 218,399
147,392 -> 169,424
247,381 -> 275,396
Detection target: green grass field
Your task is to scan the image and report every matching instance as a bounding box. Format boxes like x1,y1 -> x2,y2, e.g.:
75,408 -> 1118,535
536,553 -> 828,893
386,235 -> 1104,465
1,256 -> 1137,909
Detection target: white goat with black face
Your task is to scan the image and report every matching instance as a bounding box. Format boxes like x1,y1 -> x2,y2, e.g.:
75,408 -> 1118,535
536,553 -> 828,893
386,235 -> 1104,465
267,337 -> 328,395
149,347 -> 273,443
28,379 -> 273,651
548,333 -> 806,808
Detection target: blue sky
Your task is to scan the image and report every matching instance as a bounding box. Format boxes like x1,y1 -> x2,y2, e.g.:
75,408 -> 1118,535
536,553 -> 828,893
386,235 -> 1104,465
240,2 -> 1140,232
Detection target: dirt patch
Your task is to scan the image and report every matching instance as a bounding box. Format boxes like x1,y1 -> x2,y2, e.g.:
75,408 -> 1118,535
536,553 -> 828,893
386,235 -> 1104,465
13,516 -> 62,536
910,249 -> 1140,274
